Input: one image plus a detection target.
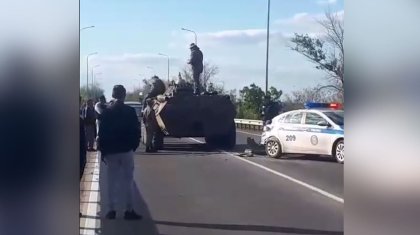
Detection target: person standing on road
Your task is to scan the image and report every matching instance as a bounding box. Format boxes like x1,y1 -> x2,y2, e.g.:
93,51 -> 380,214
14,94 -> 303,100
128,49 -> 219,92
142,76 -> 166,108
262,95 -> 281,125
143,98 -> 158,153
83,99 -> 97,151
98,85 -> 142,220
79,96 -> 87,217
95,95 -> 107,135
187,43 -> 204,95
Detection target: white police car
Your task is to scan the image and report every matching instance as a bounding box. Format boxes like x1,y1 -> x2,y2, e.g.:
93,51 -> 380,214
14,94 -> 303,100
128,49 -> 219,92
261,103 -> 344,163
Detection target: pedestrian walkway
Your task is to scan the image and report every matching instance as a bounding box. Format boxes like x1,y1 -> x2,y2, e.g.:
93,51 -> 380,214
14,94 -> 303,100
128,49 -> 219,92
80,152 -> 101,235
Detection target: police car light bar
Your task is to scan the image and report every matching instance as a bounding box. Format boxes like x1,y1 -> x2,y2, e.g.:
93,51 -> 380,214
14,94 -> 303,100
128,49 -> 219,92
304,102 -> 342,109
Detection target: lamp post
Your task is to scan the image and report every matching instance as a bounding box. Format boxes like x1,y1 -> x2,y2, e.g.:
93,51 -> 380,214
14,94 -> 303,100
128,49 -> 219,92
265,0 -> 271,95
146,66 -> 154,77
158,53 -> 170,83
91,64 -> 100,89
86,52 -> 98,98
181,27 -> 197,45
93,72 -> 102,98
80,26 -> 95,31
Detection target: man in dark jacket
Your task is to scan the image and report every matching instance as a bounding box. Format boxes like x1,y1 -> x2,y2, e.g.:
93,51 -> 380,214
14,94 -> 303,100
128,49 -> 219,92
98,85 -> 142,220
262,96 -> 281,125
187,43 -> 204,95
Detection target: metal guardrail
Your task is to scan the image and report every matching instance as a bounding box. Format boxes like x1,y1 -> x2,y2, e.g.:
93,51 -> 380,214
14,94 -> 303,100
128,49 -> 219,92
234,119 -> 263,130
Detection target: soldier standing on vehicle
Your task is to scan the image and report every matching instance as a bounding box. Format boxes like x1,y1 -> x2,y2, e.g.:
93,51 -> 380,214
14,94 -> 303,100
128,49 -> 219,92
187,43 -> 203,95
142,98 -> 158,153
98,85 -> 142,220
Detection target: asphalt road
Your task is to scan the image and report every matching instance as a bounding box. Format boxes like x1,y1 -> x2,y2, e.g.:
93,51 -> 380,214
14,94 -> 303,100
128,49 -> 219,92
82,129 -> 343,235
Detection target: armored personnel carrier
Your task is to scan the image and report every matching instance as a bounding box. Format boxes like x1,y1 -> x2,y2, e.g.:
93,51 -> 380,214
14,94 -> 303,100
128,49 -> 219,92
151,81 -> 236,149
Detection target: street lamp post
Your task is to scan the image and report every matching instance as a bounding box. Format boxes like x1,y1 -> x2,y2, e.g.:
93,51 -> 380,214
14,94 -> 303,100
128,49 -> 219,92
91,64 -> 100,88
93,72 -> 102,98
265,0 -> 271,95
158,53 -> 170,84
80,26 -> 95,31
86,52 -> 98,98
181,27 -> 197,45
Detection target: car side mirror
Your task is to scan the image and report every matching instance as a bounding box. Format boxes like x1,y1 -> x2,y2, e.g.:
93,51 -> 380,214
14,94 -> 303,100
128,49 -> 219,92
317,120 -> 330,127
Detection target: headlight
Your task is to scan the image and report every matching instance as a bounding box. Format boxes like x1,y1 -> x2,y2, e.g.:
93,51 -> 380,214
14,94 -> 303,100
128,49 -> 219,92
263,125 -> 271,132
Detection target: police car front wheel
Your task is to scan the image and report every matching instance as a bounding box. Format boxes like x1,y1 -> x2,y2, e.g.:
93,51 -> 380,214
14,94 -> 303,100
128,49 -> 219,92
265,138 -> 282,158
333,140 -> 344,164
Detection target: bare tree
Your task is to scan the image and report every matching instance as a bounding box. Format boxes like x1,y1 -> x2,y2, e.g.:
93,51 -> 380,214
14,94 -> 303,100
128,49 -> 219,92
125,79 -> 152,102
181,62 -> 220,90
282,86 -> 341,112
290,10 -> 344,96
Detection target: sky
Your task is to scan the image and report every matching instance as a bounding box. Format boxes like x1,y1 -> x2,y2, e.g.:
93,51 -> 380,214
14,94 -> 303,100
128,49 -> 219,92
80,0 -> 344,100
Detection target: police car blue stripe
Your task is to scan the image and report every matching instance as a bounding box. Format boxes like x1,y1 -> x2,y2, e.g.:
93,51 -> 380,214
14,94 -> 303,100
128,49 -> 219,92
282,128 -> 344,135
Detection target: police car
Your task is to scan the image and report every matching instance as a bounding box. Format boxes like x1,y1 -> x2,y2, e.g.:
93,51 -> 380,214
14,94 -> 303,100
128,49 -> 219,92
260,103 -> 344,163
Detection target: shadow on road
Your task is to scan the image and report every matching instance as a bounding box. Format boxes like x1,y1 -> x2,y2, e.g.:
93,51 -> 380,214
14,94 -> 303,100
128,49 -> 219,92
279,155 -> 337,163
98,164 -> 160,235
162,143 -> 213,152
154,221 -> 343,235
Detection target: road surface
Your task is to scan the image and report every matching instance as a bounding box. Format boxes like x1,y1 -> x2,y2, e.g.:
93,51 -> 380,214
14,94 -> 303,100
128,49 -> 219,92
80,130 -> 343,235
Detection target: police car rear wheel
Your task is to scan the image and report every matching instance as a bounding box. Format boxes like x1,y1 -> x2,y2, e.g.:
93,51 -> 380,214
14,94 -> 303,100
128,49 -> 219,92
333,140 -> 344,164
265,139 -> 281,158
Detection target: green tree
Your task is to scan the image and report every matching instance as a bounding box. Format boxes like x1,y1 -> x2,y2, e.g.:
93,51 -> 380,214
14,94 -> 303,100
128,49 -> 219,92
290,11 -> 344,97
267,87 -> 283,101
238,83 -> 265,119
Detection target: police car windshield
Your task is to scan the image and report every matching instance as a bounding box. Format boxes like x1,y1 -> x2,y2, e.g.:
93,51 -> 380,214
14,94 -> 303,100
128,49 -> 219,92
323,111 -> 344,126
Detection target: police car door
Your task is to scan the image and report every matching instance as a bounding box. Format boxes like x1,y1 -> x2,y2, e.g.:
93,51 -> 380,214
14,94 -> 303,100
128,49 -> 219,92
280,111 -> 306,153
301,111 -> 331,154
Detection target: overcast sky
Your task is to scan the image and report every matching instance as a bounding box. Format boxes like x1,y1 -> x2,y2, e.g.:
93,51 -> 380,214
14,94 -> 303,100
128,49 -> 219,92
81,0 -> 344,99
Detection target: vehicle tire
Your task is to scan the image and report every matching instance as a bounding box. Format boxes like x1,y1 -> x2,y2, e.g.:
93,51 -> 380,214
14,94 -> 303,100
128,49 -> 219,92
205,122 -> 236,150
221,121 -> 236,150
265,138 -> 282,158
333,139 -> 344,164
205,136 -> 216,146
153,130 -> 164,150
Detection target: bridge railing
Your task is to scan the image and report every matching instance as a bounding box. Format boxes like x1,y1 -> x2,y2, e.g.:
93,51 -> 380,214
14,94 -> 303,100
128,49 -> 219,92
234,119 -> 263,130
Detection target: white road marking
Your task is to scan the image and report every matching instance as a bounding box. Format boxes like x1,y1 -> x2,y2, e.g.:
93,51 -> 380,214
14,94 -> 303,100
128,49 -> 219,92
189,138 -> 344,204
80,152 -> 101,235
236,130 -> 262,137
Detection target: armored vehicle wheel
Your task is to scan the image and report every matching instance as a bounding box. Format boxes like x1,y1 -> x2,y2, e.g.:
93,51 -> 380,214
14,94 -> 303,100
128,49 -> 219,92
205,122 -> 236,150
220,122 -> 236,150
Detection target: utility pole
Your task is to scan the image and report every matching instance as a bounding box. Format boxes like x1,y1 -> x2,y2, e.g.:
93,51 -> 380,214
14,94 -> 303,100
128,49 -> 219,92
86,52 -> 98,98
265,0 -> 271,95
